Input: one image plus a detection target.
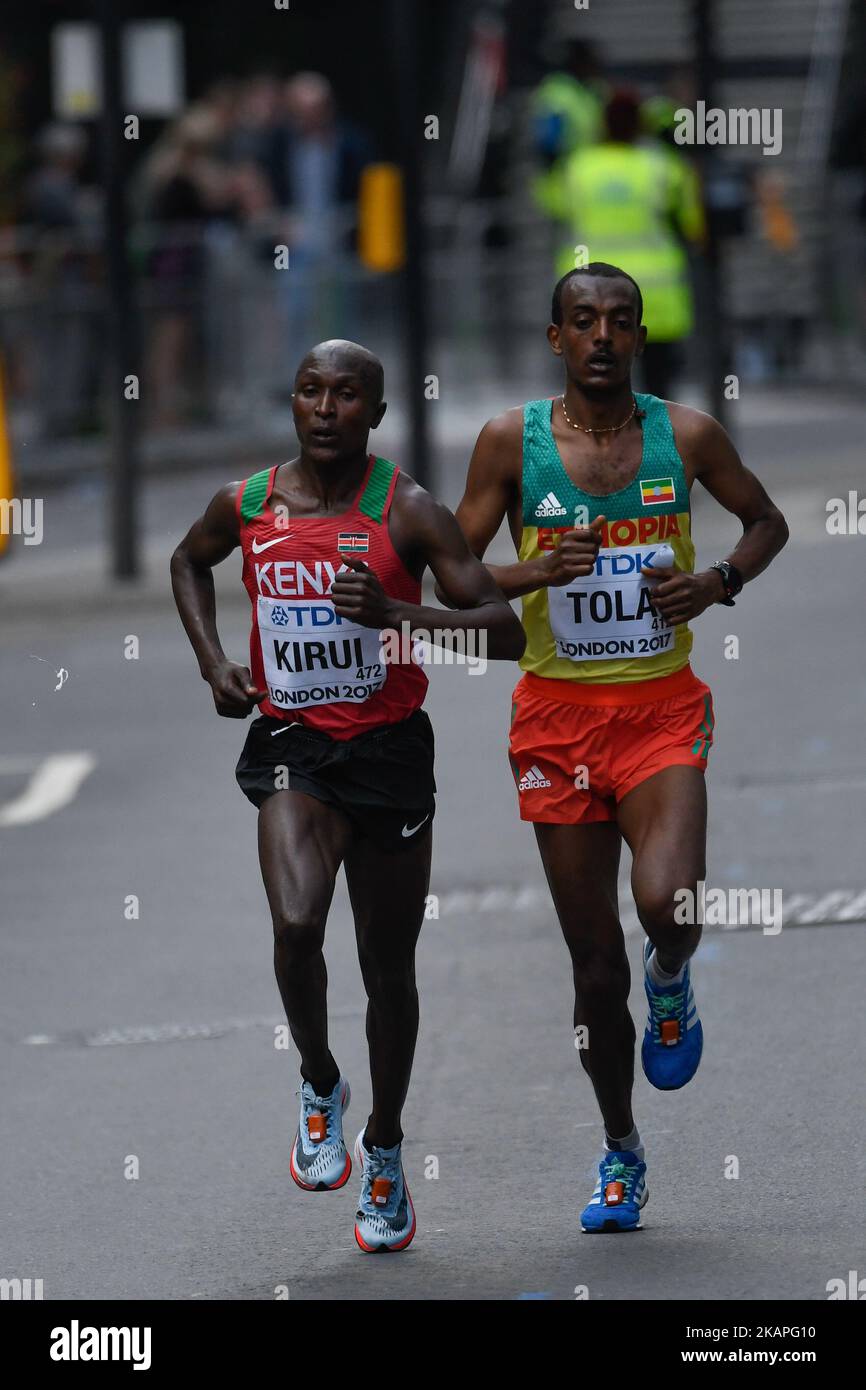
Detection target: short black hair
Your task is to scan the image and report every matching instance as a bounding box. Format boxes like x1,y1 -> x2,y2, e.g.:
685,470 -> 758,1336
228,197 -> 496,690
551,263 -> 643,326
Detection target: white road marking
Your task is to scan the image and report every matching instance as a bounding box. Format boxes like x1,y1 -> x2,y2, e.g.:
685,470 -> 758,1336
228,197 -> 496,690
17,889 -> 865,1050
433,885 -> 866,932
0,753 -> 96,827
20,1004 -> 365,1049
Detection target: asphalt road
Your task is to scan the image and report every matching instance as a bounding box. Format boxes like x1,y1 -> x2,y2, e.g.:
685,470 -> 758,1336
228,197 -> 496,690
1,389 -> 865,1300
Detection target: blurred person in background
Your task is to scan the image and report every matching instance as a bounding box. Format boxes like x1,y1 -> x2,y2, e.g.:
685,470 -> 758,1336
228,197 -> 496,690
141,106 -> 234,427
24,122 -> 102,436
268,72 -> 375,249
641,65 -> 700,151
541,90 -> 705,400
207,156 -> 284,420
266,73 -> 376,366
532,39 -> 608,217
532,41 -> 607,168
220,73 -> 282,183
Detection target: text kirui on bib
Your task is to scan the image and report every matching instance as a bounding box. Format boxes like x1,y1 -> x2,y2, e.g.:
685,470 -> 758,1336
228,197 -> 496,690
547,545 -> 674,662
257,596 -> 387,708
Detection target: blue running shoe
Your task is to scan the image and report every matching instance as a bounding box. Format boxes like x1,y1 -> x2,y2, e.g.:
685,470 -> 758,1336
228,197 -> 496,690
353,1129 -> 416,1253
290,1077 -> 351,1191
641,938 -> 703,1090
580,1151 -> 648,1232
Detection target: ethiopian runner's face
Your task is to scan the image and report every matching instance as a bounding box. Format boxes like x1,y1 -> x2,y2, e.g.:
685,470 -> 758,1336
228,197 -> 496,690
292,357 -> 386,465
548,276 -> 647,391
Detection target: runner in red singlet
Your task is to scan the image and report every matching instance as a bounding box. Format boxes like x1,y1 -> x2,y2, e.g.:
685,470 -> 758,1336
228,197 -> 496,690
171,340 -> 524,1252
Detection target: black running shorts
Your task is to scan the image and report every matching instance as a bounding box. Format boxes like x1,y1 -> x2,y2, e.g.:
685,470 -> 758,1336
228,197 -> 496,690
235,710 -> 436,852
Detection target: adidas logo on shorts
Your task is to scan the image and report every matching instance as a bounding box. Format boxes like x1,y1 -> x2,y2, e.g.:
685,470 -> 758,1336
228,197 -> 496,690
534,492 -> 567,518
518,764 -> 552,791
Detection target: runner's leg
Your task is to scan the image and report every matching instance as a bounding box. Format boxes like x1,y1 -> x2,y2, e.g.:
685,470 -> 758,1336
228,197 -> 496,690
618,765 -> 707,974
258,790 -> 354,1094
534,821 -> 635,1139
344,826 -> 432,1150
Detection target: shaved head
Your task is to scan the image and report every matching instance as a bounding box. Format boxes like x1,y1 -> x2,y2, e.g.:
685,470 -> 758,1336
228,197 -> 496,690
295,339 -> 384,406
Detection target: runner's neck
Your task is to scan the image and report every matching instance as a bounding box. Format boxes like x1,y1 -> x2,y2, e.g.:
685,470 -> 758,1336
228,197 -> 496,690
561,382 -> 638,442
284,451 -> 371,511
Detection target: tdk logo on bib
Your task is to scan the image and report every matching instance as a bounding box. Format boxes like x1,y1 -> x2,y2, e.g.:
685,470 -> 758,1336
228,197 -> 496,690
594,549 -> 663,577
269,604 -> 345,629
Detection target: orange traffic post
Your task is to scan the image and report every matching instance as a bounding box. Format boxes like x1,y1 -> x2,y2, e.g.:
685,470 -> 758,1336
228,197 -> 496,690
358,163 -> 406,273
0,358 -> 15,558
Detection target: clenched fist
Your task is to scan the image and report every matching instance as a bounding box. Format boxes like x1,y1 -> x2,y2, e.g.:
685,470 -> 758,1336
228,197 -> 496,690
331,557 -> 400,628
204,659 -> 266,718
640,562 -> 724,626
542,515 -> 606,586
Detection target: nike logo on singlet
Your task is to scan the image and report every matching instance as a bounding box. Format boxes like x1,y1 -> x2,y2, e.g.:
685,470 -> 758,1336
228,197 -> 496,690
251,534 -> 292,554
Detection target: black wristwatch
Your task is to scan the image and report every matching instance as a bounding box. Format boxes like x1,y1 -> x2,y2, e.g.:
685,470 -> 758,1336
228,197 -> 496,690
709,560 -> 743,606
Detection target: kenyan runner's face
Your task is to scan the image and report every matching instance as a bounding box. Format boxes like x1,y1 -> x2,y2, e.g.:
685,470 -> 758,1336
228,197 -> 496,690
292,360 -> 385,465
548,277 -> 647,391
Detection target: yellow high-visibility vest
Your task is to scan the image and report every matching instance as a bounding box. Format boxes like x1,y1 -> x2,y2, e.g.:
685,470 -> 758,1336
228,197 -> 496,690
531,74 -> 606,218
550,141 -> 705,343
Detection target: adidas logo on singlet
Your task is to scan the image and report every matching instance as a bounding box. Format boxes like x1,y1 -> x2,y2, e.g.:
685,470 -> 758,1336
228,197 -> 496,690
534,492 -> 567,518
518,764 -> 552,791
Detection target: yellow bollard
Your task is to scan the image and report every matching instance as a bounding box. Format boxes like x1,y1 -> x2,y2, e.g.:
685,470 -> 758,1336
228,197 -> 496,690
0,358 -> 15,557
358,163 -> 406,273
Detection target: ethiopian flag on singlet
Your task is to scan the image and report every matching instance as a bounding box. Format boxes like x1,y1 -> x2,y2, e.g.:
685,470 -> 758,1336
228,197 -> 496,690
640,477 -> 675,506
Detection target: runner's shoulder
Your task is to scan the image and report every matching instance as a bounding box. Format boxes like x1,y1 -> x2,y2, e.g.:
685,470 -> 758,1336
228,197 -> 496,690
205,480 -> 243,535
392,469 -> 450,528
472,405 -> 524,475
663,401 -> 732,474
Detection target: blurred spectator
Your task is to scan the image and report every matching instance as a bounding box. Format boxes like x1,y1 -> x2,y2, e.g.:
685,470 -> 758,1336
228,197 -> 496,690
543,90 -> 706,398
532,40 -> 607,215
221,74 -> 282,180
25,122 -> 90,228
641,65 -> 699,149
266,73 -> 376,364
267,73 -> 374,248
24,123 -> 102,435
203,77 -> 242,151
141,107 -> 234,426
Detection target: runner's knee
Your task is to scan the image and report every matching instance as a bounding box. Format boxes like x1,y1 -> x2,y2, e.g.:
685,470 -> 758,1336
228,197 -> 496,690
357,950 -> 417,1007
634,878 -> 702,939
569,941 -> 631,1006
272,911 -> 327,962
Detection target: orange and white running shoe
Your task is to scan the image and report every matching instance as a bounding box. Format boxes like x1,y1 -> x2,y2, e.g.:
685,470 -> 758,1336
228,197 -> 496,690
290,1077 -> 352,1191
353,1128 -> 416,1253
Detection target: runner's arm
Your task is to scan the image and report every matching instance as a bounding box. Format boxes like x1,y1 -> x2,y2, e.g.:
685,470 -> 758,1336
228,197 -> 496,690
331,484 -> 526,661
449,413 -> 602,600
680,409 -> 789,594
170,484 -> 266,716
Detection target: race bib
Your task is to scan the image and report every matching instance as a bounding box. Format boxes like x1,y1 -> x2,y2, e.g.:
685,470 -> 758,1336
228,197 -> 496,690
547,545 -> 674,662
257,597 -> 387,709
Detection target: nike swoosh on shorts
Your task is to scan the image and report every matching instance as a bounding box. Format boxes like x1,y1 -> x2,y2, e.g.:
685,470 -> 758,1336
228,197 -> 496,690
401,816 -> 429,838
